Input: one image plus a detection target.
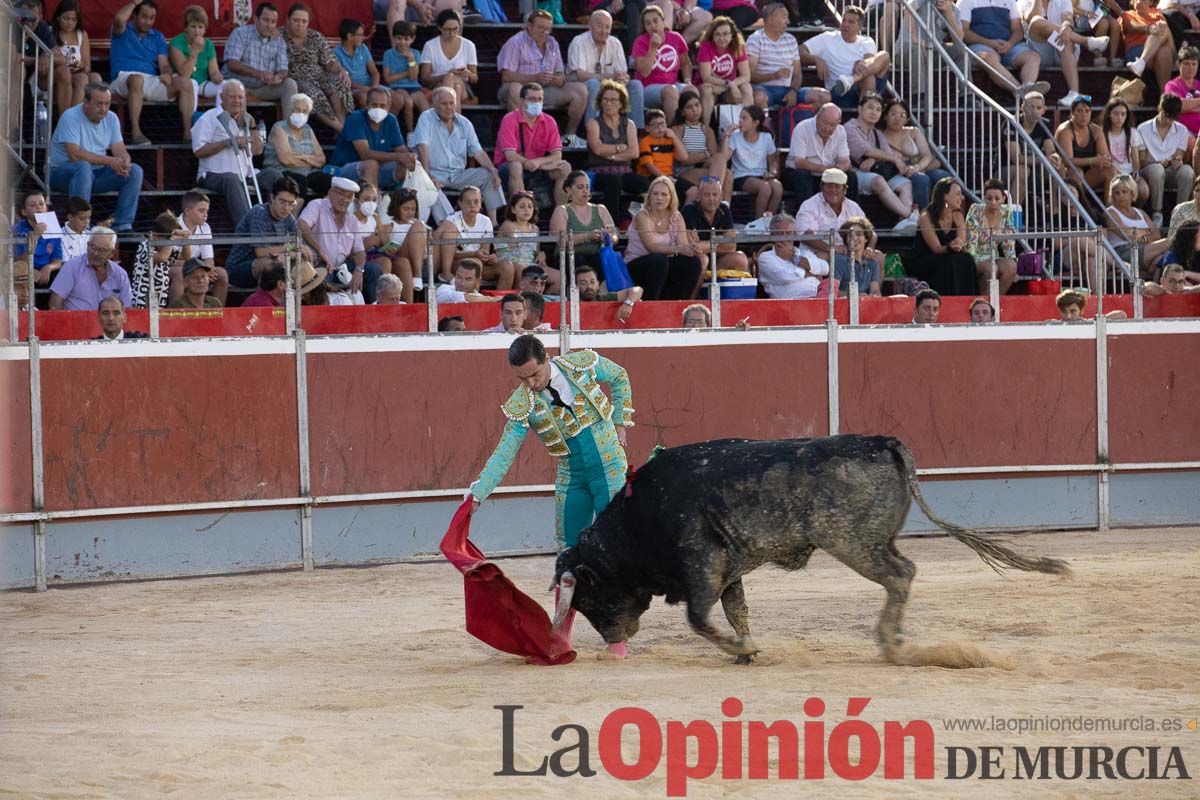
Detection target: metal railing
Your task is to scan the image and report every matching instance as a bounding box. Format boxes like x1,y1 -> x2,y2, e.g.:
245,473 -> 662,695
5,5 -> 54,200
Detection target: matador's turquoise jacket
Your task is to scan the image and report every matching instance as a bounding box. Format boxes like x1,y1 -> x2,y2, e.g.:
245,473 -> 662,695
470,349 -> 634,523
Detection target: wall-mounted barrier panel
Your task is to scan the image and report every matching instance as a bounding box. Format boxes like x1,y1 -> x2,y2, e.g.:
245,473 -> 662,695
37,341 -> 300,512
43,508 -> 303,585
1,353 -> 33,514
1106,325 -> 1200,465
902,474 -> 1099,533
1109,471 -> 1200,528
838,327 -> 1098,469
0,524 -> 36,589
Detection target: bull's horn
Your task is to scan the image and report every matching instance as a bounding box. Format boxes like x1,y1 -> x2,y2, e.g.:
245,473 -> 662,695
551,572 -> 575,630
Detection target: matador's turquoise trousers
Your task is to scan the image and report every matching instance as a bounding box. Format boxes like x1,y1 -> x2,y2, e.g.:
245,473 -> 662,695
555,422 -> 628,549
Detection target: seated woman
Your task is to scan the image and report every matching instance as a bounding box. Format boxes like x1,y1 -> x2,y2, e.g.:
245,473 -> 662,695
264,93 -> 332,208
352,182 -> 394,303
283,3 -> 354,133
880,98 -> 951,211
632,5 -> 692,126
845,91 -> 918,229
50,0 -> 101,112
694,17 -> 753,125
419,10 -> 478,107
385,187 -> 426,304
495,191 -> 547,291
586,80 -> 649,218
834,216 -> 883,296
548,171 -> 619,292
965,178 -> 1018,295
1100,98 -> 1148,205
168,4 -> 222,123
624,176 -> 704,300
1104,173 -> 1160,283
1054,95 -> 1116,204
672,89 -> 732,202
726,105 -> 782,217
1165,45 -> 1200,137
907,177 -> 977,296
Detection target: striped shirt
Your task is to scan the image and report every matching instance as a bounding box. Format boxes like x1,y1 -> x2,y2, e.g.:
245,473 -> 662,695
497,31 -> 564,76
746,29 -> 799,87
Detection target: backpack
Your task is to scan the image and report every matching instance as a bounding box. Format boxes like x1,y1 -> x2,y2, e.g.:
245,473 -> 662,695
775,103 -> 815,148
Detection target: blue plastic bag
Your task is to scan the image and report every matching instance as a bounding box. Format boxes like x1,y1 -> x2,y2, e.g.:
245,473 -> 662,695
475,0 -> 508,23
598,233 -> 634,292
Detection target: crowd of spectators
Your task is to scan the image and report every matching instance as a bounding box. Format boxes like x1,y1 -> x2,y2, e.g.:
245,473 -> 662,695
12,0 -> 1200,325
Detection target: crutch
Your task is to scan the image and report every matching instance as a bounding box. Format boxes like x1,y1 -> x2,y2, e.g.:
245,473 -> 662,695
218,111 -> 254,211
241,115 -> 263,205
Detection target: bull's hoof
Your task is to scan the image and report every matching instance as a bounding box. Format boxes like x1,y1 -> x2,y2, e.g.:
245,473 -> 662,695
720,636 -> 759,657
734,653 -> 756,665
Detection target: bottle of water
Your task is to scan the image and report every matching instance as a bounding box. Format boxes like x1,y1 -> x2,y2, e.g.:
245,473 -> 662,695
257,119 -> 267,146
34,100 -> 49,147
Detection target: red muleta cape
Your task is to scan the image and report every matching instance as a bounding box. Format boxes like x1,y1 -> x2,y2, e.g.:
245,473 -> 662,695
439,499 -> 577,666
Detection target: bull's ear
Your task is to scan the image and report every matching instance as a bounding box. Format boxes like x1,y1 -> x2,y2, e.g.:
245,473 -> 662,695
576,563 -> 599,586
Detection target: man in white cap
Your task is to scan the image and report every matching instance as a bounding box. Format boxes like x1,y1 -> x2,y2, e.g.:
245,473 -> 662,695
298,176 -> 378,302
795,168 -> 870,261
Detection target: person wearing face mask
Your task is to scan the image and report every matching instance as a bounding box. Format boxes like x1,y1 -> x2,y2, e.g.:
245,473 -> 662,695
331,86 -> 417,191
493,83 -> 572,208
265,92 -> 332,205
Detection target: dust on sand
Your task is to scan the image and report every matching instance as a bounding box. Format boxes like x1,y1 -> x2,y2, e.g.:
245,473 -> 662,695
1,527 -> 1197,799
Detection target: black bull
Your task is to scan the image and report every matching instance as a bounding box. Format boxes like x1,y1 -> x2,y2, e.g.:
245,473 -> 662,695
552,435 -> 1070,661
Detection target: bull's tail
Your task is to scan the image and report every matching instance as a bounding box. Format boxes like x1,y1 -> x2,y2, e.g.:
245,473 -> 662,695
887,439 -> 1071,577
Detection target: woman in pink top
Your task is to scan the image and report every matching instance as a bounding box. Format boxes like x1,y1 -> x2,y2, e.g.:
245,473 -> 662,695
1165,45 -> 1200,135
632,5 -> 692,126
694,16 -> 753,124
624,176 -> 703,300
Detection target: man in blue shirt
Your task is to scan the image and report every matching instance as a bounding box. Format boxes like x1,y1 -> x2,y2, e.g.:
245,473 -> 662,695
226,175 -> 315,288
12,191 -> 62,287
48,81 -> 144,232
412,87 -> 505,222
331,87 -> 416,190
109,0 -> 195,145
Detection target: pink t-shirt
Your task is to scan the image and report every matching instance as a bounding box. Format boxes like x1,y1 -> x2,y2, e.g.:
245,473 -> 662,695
632,31 -> 688,85
694,41 -> 747,85
1165,77 -> 1200,135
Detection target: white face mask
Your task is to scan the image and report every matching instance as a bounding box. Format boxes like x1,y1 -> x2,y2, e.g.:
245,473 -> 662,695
367,107 -> 388,124
359,200 -> 377,216
524,101 -> 543,117
289,112 -> 309,128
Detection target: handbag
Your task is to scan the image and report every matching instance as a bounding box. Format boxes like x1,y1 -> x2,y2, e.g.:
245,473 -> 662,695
868,129 -> 900,181
598,233 -> 634,292
1017,248 -> 1048,278
402,161 -> 440,225
1111,76 -> 1145,107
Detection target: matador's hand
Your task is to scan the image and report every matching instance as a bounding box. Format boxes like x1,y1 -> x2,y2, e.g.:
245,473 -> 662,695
616,427 -> 628,448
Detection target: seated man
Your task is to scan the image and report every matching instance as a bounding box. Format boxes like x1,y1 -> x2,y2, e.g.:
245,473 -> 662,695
484,293 -> 528,332
1056,288 -> 1127,320
437,314 -> 467,330
799,5 -> 890,108
168,258 -> 223,308
756,212 -> 831,298
48,81 -> 144,232
959,0 -> 1050,96
493,83 -> 571,208
969,296 -> 996,322
521,290 -> 553,330
913,288 -> 941,323
299,177 -> 382,303
575,264 -> 643,323
220,2 -> 297,113
1144,262 -> 1200,295
496,11 -> 588,148
746,3 -> 831,110
95,295 -> 147,340
680,177 -> 749,273
109,0 -> 194,145
411,88 -> 505,223
193,80 -> 284,226
519,265 -> 549,294
435,258 -> 500,303
788,104 -> 854,205
331,86 -> 415,190
795,168 -> 867,260
49,227 -> 132,310
226,176 -> 312,289
374,273 -> 405,304
12,191 -> 63,288
682,302 -> 711,327
241,260 -> 288,307
568,10 -> 646,128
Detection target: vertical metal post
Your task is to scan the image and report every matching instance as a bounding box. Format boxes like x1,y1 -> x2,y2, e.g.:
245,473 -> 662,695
848,253 -> 859,326
294,329 -> 313,569
148,240 -> 160,338
29,336 -> 46,591
8,245 -> 18,342
1095,312 -> 1109,532
1133,278 -> 1144,321
284,238 -> 297,334
827,229 -> 837,321
567,237 -> 579,332
826,318 -> 839,436
708,234 -> 720,328
988,258 -> 1000,320
1095,229 -> 1105,317
558,235 -> 570,354
425,234 -> 437,333
26,238 -> 36,340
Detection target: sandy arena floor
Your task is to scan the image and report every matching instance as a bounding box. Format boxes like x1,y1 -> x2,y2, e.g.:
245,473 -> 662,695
1,527 -> 1197,799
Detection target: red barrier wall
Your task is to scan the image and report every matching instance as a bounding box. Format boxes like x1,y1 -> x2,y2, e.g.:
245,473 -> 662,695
38,354 -> 299,511
1106,332 -> 1200,464
17,295 -> 1200,341
838,340 -> 1098,468
1,360 -> 33,514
